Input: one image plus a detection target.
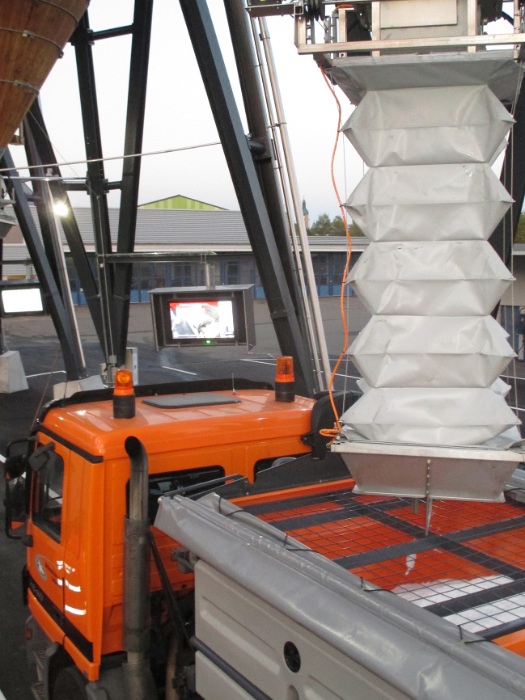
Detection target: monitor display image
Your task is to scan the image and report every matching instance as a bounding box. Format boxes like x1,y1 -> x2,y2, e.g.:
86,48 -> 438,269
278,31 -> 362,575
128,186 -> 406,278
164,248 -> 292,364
0,283 -> 46,317
169,299 -> 234,340
149,286 -> 255,349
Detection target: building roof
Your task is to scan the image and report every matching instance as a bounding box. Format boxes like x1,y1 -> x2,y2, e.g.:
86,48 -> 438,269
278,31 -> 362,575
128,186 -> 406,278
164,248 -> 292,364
65,207 -> 368,253
2,206 -> 367,276
138,194 -> 227,211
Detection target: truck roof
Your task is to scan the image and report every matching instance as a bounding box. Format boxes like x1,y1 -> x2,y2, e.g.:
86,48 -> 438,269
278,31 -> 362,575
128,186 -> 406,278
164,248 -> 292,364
36,384 -> 315,461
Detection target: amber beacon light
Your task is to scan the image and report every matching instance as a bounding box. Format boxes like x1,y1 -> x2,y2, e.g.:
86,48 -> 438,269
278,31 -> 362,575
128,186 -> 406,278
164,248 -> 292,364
113,369 -> 136,419
275,356 -> 295,403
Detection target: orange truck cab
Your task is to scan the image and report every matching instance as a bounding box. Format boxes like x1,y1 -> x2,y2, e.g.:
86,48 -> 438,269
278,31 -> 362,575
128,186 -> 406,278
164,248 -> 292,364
3,377 -> 349,699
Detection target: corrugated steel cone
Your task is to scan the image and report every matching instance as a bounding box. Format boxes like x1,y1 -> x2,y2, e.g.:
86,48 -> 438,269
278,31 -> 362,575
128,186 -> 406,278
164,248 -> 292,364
0,0 -> 89,148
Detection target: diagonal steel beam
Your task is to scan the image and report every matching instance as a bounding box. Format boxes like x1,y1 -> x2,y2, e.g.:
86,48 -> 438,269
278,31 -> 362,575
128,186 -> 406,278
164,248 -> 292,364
23,101 -> 105,346
71,11 -> 116,367
112,0 -> 154,365
1,150 -> 86,380
179,0 -> 314,396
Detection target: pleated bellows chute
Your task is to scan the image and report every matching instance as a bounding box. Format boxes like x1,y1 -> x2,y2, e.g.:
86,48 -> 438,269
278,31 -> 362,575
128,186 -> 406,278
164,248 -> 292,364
340,80 -> 518,447
343,86 -> 513,166
346,164 -> 512,242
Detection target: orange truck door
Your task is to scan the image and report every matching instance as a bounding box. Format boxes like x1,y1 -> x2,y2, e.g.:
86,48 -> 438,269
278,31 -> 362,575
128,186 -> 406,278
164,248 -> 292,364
27,441 -> 68,641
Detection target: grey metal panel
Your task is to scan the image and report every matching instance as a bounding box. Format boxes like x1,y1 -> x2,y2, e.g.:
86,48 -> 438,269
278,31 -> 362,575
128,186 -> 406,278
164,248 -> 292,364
2,243 -> 31,261
332,438 -> 523,501
194,560 -> 409,699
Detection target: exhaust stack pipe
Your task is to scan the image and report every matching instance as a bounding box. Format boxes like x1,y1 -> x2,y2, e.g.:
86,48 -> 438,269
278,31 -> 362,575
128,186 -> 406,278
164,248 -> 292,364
123,436 -> 158,699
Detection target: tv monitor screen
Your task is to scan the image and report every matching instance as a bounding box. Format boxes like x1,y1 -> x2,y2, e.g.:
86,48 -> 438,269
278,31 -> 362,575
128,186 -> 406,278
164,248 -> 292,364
1,286 -> 45,316
169,299 -> 235,340
149,286 -> 255,349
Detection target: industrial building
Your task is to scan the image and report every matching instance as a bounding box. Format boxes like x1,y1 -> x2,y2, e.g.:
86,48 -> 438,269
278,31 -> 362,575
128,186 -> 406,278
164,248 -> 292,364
2,196 -> 366,301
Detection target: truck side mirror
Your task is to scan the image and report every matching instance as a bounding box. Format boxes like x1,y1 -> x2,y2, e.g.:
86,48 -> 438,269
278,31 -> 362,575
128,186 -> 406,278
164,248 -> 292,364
3,438 -> 32,539
28,442 -> 57,473
5,453 -> 27,479
4,469 -> 27,539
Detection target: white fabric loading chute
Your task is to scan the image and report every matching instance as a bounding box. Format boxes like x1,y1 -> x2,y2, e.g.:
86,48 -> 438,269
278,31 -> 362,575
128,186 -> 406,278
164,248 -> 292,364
346,163 -> 513,242
349,315 -> 515,388
342,387 -> 518,446
343,86 -> 513,166
340,80 -> 520,448
350,240 -> 514,317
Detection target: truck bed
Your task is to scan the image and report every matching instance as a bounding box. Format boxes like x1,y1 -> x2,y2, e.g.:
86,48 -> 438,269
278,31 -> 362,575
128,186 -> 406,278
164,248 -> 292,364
155,477 -> 525,699
237,480 -> 525,651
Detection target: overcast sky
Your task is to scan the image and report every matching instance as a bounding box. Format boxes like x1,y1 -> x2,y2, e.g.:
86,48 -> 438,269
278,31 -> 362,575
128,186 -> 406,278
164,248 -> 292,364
12,1 -> 364,224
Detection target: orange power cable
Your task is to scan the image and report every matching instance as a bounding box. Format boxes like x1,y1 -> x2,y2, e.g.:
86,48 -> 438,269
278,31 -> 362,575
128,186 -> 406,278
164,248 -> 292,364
319,68 -> 354,438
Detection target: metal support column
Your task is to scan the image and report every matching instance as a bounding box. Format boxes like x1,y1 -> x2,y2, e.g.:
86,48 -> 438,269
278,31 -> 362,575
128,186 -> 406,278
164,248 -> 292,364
1,150 -> 86,380
112,0 -> 154,364
71,12 -> 117,369
24,101 -> 105,345
223,0 -> 301,314
224,0 -> 330,392
179,0 -> 315,396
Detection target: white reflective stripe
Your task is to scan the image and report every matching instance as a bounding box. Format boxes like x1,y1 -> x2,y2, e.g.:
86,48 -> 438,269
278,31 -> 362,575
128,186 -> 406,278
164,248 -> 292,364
25,370 -> 66,378
64,604 -> 86,616
160,365 -> 198,376
65,581 -> 82,592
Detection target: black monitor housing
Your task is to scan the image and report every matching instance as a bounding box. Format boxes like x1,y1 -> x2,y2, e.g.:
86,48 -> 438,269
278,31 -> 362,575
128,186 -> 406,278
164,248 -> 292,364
0,280 -> 46,317
149,286 -> 256,349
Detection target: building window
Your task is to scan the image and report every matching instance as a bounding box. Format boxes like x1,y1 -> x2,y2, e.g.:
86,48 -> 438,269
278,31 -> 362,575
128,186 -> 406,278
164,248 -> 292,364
312,253 -> 328,287
170,262 -> 194,287
221,260 -> 240,285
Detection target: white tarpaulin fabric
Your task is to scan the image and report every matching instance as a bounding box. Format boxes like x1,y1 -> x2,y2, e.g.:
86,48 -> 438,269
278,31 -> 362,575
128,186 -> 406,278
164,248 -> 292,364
358,376 -> 514,397
338,70 -> 520,452
340,387 -> 520,446
346,163 -> 512,242
350,315 -> 515,388
350,240 -> 514,316
329,51 -> 522,105
343,85 -> 513,166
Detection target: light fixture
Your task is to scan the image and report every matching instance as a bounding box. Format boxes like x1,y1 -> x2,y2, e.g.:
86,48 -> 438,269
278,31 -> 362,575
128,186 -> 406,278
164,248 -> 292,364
53,200 -> 68,218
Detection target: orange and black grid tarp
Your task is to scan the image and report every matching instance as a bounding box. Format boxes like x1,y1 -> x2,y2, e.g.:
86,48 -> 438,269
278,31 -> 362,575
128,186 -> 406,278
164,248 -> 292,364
243,486 -> 525,648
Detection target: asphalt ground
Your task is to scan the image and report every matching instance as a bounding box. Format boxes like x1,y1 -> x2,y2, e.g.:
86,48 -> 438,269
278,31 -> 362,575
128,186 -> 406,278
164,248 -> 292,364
2,297 -> 525,699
